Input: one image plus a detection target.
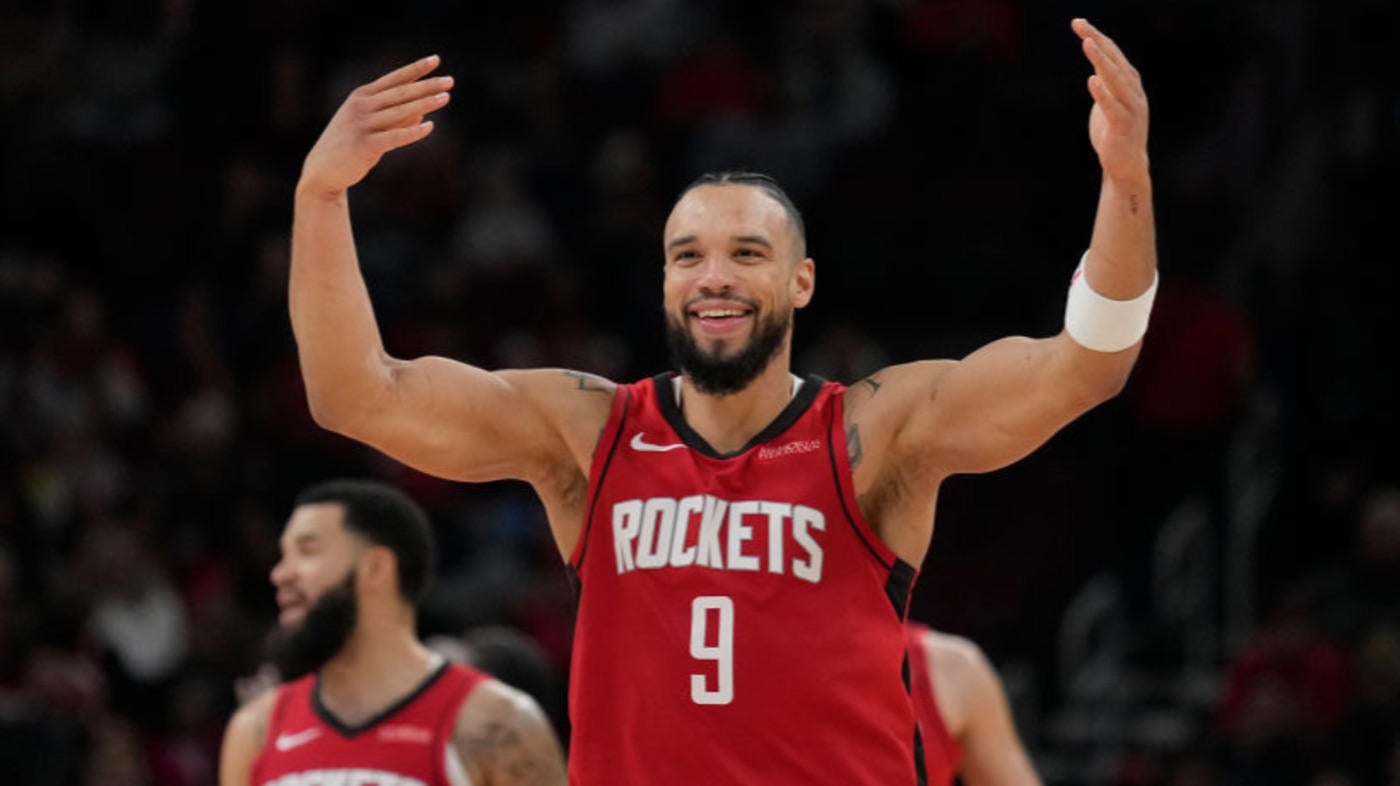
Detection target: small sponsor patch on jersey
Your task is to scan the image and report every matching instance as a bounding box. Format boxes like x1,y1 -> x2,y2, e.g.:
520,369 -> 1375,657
378,724 -> 433,745
756,439 -> 822,460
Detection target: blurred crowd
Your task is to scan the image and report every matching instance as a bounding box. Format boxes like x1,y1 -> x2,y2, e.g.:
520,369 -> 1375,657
0,1 -> 1396,784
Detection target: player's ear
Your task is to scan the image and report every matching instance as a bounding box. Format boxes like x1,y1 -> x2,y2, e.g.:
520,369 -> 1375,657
361,546 -> 398,594
791,257 -> 815,310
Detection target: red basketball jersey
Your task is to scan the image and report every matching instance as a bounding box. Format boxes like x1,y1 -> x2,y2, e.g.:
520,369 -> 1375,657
568,373 -> 922,786
250,662 -> 486,786
906,623 -> 963,786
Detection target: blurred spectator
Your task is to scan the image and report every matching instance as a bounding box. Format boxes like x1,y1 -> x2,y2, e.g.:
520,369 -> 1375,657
79,525 -> 189,726
1215,592 -> 1350,783
565,0 -> 696,77
451,149 -> 558,275
800,322 -> 890,382
899,0 -> 1024,64
1326,625 -> 1400,785
83,715 -> 150,786
657,33 -> 765,128
1305,488 -> 1400,646
142,675 -> 223,786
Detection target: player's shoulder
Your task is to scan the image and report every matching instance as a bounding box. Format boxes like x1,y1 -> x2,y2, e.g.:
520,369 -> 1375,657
452,676 -> 548,736
501,368 -> 622,427
449,676 -> 566,786
497,368 -> 623,472
921,629 -> 998,687
223,687 -> 278,757
498,368 -> 620,404
842,360 -> 959,418
509,368 -> 619,389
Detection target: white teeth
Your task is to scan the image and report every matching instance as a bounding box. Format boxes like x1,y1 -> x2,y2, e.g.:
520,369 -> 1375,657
697,309 -> 746,318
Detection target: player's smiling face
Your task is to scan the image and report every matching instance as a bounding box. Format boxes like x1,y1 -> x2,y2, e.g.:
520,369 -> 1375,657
270,503 -> 361,628
662,185 -> 814,393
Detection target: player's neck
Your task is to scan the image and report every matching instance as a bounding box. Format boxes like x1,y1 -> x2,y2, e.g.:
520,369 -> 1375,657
679,357 -> 797,454
318,620 -> 439,727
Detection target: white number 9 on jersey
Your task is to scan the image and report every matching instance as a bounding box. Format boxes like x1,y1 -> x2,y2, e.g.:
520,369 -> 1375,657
689,596 -> 734,705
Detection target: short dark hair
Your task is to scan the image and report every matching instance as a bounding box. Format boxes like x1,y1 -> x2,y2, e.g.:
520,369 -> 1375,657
680,171 -> 807,256
294,479 -> 435,605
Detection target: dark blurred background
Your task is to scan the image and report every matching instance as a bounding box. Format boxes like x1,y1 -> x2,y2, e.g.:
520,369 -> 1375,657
0,0 -> 1396,784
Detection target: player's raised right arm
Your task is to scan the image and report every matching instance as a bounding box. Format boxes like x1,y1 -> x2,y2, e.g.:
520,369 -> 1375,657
291,57 -> 608,485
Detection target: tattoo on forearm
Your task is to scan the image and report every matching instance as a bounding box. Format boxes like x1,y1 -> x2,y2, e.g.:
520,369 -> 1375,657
860,375 -> 882,395
461,721 -> 545,785
846,423 -> 863,469
563,370 -> 608,393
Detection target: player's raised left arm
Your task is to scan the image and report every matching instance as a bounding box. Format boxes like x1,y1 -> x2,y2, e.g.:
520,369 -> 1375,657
892,18 -> 1156,477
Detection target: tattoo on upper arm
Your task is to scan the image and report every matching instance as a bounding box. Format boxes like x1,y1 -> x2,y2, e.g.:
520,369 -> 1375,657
846,423 -> 863,469
459,720 -> 545,786
1129,194 -> 1140,215
562,370 -> 608,393
860,374 -> 882,395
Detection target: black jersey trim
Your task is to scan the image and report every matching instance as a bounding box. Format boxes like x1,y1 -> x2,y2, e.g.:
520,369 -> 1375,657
573,387 -> 631,569
885,558 -> 917,620
566,565 -> 581,602
312,659 -> 451,738
905,652 -> 929,786
652,372 -> 825,460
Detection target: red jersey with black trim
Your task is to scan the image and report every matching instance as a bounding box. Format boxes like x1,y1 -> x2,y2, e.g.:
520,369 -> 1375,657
906,623 -> 964,786
250,661 -> 486,786
567,373 -> 922,786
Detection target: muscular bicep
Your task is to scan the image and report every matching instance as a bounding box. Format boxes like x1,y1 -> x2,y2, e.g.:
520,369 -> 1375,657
957,649 -> 1042,786
453,683 -> 567,786
219,693 -> 272,786
333,360 -> 613,485
902,333 -> 1138,475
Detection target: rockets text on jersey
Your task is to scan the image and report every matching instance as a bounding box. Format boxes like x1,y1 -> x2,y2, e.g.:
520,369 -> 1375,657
609,494 -> 825,581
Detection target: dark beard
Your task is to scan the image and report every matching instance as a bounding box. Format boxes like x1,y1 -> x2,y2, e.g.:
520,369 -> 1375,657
264,573 -> 358,681
665,306 -> 791,396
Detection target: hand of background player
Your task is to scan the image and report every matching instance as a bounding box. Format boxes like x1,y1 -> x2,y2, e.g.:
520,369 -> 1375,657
298,55 -> 453,198
1072,19 -> 1149,186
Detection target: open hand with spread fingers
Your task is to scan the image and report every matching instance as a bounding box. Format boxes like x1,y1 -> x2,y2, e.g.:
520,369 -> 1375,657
299,55 -> 453,198
1072,19 -> 1149,187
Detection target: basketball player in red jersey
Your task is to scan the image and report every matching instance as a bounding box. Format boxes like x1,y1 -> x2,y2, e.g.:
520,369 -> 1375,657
906,623 -> 1042,786
219,480 -> 566,786
289,18 -> 1153,785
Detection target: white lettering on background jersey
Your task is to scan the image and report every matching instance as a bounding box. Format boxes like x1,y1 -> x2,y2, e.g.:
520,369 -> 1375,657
263,770 -> 429,786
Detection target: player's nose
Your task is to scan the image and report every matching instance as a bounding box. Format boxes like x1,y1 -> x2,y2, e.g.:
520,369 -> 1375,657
695,254 -> 737,293
269,557 -> 293,587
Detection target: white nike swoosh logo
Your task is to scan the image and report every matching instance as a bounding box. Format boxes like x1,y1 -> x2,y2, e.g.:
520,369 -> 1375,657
274,728 -> 322,752
630,433 -> 686,452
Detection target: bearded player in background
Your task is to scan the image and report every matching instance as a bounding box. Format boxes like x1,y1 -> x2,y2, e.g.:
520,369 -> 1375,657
219,480 -> 566,786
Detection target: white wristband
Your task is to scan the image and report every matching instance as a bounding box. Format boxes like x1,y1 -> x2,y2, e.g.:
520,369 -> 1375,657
1064,253 -> 1158,352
